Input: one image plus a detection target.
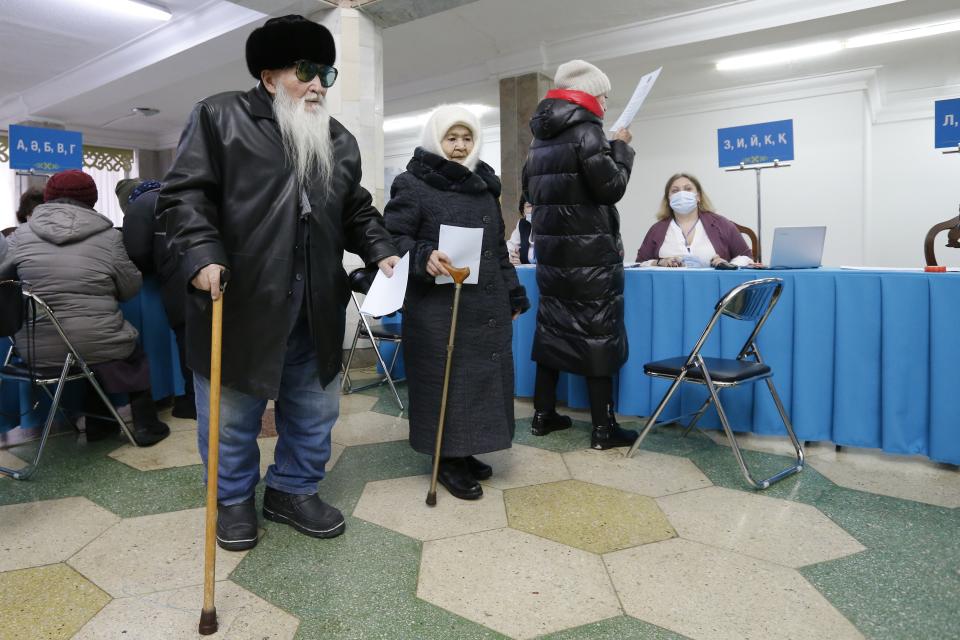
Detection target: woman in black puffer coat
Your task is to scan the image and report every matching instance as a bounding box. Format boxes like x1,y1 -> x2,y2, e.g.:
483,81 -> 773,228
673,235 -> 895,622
522,59 -> 638,450
385,105 -> 529,501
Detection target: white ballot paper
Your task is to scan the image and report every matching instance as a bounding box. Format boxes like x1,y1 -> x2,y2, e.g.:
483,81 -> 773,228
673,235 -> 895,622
609,66 -> 662,133
360,252 -> 410,316
436,224 -> 483,285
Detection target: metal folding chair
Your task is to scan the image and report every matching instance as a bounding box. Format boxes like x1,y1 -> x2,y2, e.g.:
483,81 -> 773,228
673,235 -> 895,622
341,267 -> 404,410
625,277 -> 804,489
0,282 -> 139,480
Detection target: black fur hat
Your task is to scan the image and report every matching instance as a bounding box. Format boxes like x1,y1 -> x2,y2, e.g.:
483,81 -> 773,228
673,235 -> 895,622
245,15 -> 336,80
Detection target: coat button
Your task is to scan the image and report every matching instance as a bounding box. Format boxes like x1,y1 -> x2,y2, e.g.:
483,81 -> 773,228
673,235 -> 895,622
484,250 -> 493,259
491,352 -> 500,362
287,289 -> 293,297
482,216 -> 491,224
487,318 -> 496,328
295,273 -> 303,281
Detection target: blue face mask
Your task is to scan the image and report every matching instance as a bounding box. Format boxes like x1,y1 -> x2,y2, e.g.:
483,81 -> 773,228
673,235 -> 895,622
669,190 -> 698,215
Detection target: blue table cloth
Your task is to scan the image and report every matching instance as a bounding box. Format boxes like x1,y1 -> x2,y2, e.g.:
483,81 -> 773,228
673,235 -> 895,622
513,266 -> 960,465
0,277 -> 184,431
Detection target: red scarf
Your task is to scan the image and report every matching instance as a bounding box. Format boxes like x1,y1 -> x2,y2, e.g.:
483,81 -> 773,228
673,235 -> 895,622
545,89 -> 604,118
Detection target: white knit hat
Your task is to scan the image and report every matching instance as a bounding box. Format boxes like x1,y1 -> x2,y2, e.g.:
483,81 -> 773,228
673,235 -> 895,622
554,59 -> 611,97
420,104 -> 483,171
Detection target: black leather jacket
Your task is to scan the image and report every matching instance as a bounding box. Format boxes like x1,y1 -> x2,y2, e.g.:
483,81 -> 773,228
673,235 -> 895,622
157,84 -> 396,398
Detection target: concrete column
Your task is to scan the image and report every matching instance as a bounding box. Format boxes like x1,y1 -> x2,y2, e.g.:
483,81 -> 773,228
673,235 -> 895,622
498,72 -> 551,237
310,6 -> 385,349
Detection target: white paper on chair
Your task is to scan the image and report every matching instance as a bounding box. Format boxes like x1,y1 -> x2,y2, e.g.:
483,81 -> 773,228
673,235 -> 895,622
360,252 -> 409,316
436,224 -> 483,285
609,66 -> 662,133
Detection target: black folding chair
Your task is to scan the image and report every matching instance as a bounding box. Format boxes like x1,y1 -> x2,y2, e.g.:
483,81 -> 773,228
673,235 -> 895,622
0,282 -> 139,480
625,278 -> 804,489
341,267 -> 404,410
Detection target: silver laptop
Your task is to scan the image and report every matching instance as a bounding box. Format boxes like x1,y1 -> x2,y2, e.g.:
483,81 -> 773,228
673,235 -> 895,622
752,226 -> 826,269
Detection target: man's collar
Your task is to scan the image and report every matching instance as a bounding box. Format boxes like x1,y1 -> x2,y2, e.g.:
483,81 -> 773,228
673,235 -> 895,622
248,83 -> 275,120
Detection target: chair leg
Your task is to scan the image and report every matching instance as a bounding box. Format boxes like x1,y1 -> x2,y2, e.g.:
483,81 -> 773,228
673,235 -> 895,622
703,372 -> 803,490
374,338 -> 404,412
341,322 -> 362,393
680,395 -> 713,438
625,373 -> 686,458
0,356 -> 74,480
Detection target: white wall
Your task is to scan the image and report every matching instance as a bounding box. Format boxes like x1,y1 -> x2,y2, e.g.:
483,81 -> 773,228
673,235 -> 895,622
621,91 -> 867,266
870,117 -> 960,268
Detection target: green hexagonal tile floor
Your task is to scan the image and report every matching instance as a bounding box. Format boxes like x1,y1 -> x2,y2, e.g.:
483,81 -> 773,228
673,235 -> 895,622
1,382 -> 959,639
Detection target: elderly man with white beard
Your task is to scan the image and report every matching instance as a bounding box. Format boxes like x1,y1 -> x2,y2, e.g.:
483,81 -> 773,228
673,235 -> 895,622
157,15 -> 399,551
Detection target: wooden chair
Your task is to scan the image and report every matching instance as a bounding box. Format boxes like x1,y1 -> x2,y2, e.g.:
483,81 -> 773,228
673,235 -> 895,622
923,211 -> 960,266
735,223 -> 760,262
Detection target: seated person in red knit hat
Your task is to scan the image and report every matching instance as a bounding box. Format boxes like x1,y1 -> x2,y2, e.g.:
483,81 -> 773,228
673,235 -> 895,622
0,169 -> 169,446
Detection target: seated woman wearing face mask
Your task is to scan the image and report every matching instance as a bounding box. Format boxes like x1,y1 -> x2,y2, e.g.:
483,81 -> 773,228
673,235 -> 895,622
636,173 -> 753,268
506,194 -> 535,265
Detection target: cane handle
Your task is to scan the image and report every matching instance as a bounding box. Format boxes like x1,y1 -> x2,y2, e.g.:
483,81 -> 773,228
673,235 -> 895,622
447,265 -> 470,285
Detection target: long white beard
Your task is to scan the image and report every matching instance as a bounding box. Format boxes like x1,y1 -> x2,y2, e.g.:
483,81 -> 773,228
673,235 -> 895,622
273,83 -> 334,192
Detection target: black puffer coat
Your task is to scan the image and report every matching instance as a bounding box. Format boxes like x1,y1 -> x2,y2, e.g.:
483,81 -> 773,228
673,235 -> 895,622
385,148 -> 529,457
523,97 -> 635,376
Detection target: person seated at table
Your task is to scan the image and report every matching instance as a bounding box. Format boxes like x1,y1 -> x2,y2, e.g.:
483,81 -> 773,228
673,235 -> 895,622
0,170 -> 169,446
636,173 -> 753,268
506,194 -> 535,265
118,178 -> 196,419
384,104 -> 529,500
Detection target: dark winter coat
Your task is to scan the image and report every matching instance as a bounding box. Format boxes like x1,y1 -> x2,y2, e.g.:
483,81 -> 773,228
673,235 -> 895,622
121,189 -> 188,327
385,148 -> 529,457
523,97 -> 635,376
0,201 -> 142,369
157,84 -> 396,399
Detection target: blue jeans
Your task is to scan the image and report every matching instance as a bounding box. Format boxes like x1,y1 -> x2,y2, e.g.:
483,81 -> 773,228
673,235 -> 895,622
195,315 -> 340,505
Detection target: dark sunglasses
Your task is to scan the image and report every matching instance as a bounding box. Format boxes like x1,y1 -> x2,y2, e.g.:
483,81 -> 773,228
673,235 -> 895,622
294,60 -> 338,87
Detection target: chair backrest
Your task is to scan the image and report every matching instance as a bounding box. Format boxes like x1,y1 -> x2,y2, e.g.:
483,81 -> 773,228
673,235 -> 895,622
685,278 -> 783,364
923,212 -> 960,266
348,266 -> 379,295
0,281 -> 26,337
734,223 -> 760,263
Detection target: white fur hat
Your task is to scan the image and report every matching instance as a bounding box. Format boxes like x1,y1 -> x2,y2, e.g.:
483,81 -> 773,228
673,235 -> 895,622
554,59 -> 611,97
420,104 -> 483,171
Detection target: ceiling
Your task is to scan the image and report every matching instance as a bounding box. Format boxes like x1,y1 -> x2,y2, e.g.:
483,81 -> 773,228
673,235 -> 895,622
0,0 -> 958,149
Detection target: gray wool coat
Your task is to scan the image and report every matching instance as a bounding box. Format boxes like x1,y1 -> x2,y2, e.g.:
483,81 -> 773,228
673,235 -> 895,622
385,148 -> 529,458
0,201 -> 142,369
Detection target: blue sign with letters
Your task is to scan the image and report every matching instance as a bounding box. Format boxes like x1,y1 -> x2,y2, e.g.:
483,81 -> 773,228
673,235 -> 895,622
717,119 -> 794,167
8,125 -> 83,172
934,98 -> 960,149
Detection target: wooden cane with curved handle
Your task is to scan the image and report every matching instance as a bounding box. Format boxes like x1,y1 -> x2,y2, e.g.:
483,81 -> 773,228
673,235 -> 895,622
426,265 -> 471,506
199,292 -> 224,635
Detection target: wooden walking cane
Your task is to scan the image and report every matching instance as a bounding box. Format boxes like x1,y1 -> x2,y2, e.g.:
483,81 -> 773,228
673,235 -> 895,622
199,284 -> 225,635
426,264 -> 471,507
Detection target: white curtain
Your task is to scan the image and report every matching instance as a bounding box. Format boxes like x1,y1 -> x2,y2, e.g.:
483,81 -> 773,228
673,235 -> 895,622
0,157 -> 16,230
87,160 -> 138,227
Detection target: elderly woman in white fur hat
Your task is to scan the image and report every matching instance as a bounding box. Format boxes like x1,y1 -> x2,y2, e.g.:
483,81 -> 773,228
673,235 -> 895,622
384,105 -> 530,501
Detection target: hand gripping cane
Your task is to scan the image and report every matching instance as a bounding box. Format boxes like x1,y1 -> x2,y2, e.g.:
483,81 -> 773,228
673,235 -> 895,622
199,279 -> 226,635
426,264 -> 471,507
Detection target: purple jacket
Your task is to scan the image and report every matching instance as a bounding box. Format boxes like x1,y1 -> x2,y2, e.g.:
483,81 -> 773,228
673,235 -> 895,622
635,210 -> 752,262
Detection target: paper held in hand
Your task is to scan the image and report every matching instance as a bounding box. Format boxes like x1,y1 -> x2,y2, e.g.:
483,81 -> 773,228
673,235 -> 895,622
609,66 -> 662,133
436,224 -> 483,285
359,252 -> 410,316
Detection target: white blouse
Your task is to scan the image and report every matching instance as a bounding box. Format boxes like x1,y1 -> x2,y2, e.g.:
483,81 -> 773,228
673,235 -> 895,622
642,219 -> 752,267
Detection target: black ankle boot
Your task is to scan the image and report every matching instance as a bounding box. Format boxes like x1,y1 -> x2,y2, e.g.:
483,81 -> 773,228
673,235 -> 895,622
531,410 -> 573,436
591,413 -> 638,450
217,496 -> 258,551
129,390 -> 170,446
464,455 -> 492,480
437,457 -> 483,500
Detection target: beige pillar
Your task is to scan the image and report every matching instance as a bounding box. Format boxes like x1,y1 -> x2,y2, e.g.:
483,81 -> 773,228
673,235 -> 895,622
498,72 -> 551,237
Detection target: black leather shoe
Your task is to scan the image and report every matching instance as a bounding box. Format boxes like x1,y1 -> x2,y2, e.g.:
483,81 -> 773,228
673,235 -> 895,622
591,419 -> 639,450
438,458 -> 483,500
217,496 -> 258,551
531,410 -> 573,436
262,487 -> 346,539
465,455 -> 492,480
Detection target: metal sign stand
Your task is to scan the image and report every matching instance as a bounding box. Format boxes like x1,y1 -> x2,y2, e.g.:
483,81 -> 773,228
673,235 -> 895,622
724,159 -> 790,263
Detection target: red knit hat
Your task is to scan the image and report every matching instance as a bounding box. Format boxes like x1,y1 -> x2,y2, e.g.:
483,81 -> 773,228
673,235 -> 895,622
44,170 -> 98,208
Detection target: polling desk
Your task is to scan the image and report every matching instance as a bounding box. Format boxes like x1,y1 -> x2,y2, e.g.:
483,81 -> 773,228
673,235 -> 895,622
513,266 -> 960,466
